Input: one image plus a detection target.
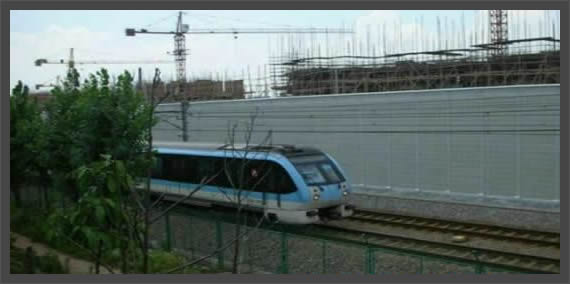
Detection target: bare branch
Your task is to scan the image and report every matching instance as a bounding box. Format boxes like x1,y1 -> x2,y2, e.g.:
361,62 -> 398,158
126,186 -> 147,212
149,190 -> 169,210
157,117 -> 184,131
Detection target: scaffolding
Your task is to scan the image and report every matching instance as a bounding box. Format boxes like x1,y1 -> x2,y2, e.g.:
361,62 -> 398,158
270,37 -> 560,96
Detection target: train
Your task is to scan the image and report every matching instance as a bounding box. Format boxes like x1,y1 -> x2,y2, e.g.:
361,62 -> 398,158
148,141 -> 355,224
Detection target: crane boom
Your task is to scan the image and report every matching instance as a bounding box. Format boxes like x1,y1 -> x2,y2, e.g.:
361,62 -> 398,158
35,58 -> 172,66
35,48 -> 172,68
126,28 -> 352,35
34,48 -> 173,89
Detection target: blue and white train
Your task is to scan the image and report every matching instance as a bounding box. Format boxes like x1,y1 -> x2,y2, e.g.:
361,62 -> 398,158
149,142 -> 355,224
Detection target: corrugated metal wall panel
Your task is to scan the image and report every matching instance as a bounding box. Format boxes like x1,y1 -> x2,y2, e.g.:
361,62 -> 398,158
153,84 -> 560,203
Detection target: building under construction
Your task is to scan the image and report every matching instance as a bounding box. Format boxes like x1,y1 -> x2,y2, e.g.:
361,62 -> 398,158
148,79 -> 245,103
270,37 -> 560,96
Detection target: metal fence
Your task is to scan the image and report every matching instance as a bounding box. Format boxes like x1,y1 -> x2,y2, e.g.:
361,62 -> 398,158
12,188 -> 527,274
150,209 -> 525,274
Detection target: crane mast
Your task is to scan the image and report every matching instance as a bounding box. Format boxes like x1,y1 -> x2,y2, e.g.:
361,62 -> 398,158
489,10 -> 508,56
174,12 -> 188,94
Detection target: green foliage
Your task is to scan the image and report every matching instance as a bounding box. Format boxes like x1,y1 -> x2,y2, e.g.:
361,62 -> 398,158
11,67 -> 160,273
44,155 -> 140,271
10,82 -> 46,203
42,68 -> 153,200
147,250 -> 186,273
12,67 -> 156,272
145,250 -> 217,274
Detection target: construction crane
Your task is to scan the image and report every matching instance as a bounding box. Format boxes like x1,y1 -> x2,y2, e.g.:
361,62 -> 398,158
125,11 -> 352,100
34,48 -> 172,89
35,48 -> 172,71
489,10 -> 508,56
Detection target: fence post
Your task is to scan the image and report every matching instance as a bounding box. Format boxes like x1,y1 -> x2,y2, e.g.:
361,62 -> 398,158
182,217 -> 188,251
280,231 -> 289,274
189,215 -> 194,259
181,101 -> 188,142
322,239 -> 327,273
472,250 -> 485,274
164,211 -> 172,251
366,247 -> 375,274
216,220 -> 224,270
25,246 -> 35,274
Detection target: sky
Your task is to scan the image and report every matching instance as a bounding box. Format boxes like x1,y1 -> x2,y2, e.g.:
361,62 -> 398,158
10,10 -> 561,96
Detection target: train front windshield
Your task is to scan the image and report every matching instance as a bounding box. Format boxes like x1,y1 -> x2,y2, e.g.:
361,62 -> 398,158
289,155 -> 346,186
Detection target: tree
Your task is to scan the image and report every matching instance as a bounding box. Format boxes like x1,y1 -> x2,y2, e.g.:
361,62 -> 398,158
46,155 -> 131,274
10,81 -> 45,207
39,68 -> 155,273
42,69 -> 85,204
42,69 -> 153,204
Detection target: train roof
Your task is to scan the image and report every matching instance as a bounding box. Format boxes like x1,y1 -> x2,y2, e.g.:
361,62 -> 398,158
153,141 -> 324,157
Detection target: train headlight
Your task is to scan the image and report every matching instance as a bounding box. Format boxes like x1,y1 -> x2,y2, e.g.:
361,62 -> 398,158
313,195 -> 320,200
343,191 -> 349,196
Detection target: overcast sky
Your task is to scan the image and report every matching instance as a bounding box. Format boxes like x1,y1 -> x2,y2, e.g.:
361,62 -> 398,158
10,10 -> 560,95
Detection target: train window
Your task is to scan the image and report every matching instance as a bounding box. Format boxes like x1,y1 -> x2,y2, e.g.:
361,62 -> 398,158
158,154 -> 200,183
244,160 -> 271,191
210,158 -> 295,194
290,155 -> 346,186
295,164 -> 327,184
319,163 -> 342,184
245,160 -> 295,194
213,158 -> 239,188
154,154 -> 296,194
272,164 -> 296,193
160,155 -> 175,180
166,156 -> 183,181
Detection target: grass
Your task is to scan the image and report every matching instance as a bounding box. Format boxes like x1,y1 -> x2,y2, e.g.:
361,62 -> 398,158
10,203 -> 227,274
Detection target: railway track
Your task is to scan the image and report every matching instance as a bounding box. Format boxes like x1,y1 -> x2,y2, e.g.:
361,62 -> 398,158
351,209 -> 560,247
311,209 -> 560,273
166,201 -> 560,273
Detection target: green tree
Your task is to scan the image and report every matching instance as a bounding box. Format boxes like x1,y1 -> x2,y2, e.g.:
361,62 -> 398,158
46,155 -> 137,273
40,68 -> 154,273
10,81 -> 45,207
42,69 -> 84,204
43,68 -> 152,204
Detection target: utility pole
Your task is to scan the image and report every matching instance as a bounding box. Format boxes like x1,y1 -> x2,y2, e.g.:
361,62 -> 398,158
138,67 -> 143,93
181,101 -> 189,142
